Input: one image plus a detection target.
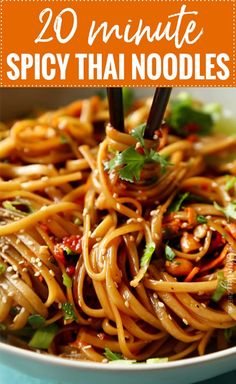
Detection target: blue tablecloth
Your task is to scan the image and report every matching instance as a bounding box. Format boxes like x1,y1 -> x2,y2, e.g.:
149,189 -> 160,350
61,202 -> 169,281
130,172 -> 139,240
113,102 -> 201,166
0,363 -> 235,384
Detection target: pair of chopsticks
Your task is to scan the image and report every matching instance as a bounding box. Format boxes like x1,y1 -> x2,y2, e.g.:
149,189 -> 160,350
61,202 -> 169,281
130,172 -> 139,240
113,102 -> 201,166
107,87 -> 172,139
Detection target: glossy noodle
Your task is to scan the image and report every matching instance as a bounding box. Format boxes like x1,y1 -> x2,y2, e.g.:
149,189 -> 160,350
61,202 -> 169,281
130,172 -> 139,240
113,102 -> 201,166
0,93 -> 236,363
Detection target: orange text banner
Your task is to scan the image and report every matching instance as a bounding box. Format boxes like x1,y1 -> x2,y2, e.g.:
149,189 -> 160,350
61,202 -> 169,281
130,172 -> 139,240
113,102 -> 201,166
0,0 -> 235,87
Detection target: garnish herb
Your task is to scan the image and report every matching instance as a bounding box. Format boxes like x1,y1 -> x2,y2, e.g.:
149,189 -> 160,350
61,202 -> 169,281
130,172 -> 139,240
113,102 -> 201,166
225,176 -> 236,192
167,96 -> 214,136
197,215 -> 208,224
28,324 -> 58,349
28,314 -> 46,329
0,263 -> 6,275
62,272 -> 72,289
61,302 -> 77,321
104,348 -> 123,361
130,242 -> 156,287
140,242 -> 156,271
214,201 -> 236,220
165,245 -> 175,261
2,200 -> 33,215
211,271 -> 228,303
224,326 -> 236,343
168,192 -> 190,212
106,125 -> 170,183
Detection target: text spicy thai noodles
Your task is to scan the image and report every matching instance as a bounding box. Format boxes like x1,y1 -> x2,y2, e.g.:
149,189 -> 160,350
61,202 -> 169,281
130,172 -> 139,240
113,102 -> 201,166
0,91 -> 236,364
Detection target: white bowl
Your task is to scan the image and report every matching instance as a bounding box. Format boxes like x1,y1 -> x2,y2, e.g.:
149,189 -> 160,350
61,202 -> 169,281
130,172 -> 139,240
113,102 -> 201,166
0,87 -> 236,384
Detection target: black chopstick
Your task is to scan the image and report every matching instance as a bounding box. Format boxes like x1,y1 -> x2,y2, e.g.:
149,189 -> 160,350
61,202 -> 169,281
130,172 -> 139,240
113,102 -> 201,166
107,88 -> 124,132
145,87 -> 172,140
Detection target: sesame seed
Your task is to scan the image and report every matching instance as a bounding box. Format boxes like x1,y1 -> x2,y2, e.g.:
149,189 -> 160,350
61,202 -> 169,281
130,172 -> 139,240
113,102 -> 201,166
18,260 -> 24,265
182,318 -> 188,325
2,296 -> 7,304
124,300 -> 129,308
37,262 -> 43,268
113,193 -> 118,198
58,303 -> 62,309
22,268 -> 28,272
158,301 -> 165,308
35,258 -> 40,263
34,271 -> 41,277
137,218 -> 144,223
40,206 -> 47,211
6,266 -> 13,272
11,273 -> 19,279
8,292 -> 14,297
102,358 -> 108,363
129,236 -> 135,242
83,345 -> 92,350
168,314 -> 172,320
31,257 -> 36,264
13,265 -> 18,272
153,293 -> 158,299
28,241 -> 34,246
83,208 -> 88,216
116,203 -> 121,210
201,303 -> 206,308
150,210 -> 157,216
49,269 -> 55,277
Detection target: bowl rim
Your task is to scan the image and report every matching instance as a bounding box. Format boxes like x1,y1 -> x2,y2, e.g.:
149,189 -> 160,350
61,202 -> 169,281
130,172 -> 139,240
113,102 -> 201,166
0,340 -> 236,371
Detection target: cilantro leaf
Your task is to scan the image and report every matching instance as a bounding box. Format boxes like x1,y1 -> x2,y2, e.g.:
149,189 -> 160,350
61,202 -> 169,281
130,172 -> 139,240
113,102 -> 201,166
197,215 -> 208,224
211,271 -> 228,302
148,149 -> 170,174
28,314 -> 46,329
104,348 -> 123,361
61,302 -> 77,321
214,201 -> 236,220
118,147 -> 145,182
168,192 -> 190,212
167,99 -> 214,137
165,245 -> 175,261
131,124 -> 146,147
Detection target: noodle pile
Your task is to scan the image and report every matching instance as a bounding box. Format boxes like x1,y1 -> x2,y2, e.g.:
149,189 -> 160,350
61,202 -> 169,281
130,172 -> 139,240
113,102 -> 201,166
0,93 -> 236,363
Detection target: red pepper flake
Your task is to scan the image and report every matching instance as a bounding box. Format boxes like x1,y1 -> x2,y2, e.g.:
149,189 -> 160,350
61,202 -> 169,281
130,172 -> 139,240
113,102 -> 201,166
66,265 -> 76,277
53,244 -> 66,266
186,134 -> 199,143
62,235 -> 82,254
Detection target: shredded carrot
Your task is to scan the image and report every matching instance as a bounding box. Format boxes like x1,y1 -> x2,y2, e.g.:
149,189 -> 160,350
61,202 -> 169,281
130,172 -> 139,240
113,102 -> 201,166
200,244 -> 228,274
184,266 -> 200,282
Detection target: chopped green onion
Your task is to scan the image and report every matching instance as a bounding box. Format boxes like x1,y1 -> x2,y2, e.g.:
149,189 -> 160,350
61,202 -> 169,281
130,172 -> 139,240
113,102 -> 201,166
0,263 -> 6,275
197,215 -> 208,224
214,201 -> 236,220
62,272 -> 72,289
28,324 -> 58,349
146,357 -> 168,364
140,242 -> 156,270
104,348 -> 123,361
211,271 -> 228,303
28,314 -> 45,329
165,245 -> 175,261
2,200 -> 33,215
61,302 -> 77,321
108,360 -> 137,365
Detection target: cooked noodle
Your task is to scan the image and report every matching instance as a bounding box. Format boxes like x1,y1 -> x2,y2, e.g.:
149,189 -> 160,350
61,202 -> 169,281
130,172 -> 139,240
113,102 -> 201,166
0,93 -> 236,363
